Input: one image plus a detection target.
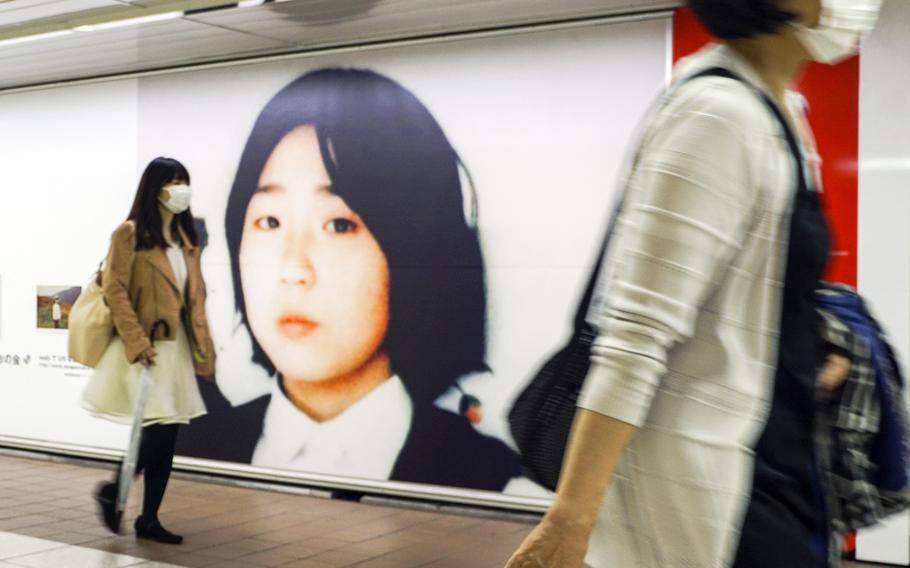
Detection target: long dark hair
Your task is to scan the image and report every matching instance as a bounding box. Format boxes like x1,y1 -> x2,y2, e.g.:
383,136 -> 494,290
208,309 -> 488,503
128,157 -> 199,250
226,68 -> 487,403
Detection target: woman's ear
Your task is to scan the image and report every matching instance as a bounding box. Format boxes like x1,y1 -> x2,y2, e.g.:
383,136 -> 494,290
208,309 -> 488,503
458,162 -> 479,228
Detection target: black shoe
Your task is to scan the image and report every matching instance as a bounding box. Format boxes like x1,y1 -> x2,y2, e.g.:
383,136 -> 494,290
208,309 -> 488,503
94,482 -> 122,535
135,516 -> 183,545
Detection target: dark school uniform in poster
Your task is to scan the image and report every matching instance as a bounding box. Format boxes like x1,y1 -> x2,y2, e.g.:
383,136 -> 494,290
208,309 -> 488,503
177,378 -> 524,491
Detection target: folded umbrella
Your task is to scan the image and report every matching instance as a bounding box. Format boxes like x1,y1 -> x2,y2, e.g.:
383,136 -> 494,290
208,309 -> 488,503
116,319 -> 169,521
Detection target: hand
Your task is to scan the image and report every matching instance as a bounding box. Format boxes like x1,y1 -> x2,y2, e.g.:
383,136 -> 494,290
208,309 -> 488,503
505,512 -> 590,568
137,346 -> 157,368
818,353 -> 850,392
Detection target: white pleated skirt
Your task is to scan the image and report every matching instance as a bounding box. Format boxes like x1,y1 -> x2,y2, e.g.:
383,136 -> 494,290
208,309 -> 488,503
82,322 -> 207,426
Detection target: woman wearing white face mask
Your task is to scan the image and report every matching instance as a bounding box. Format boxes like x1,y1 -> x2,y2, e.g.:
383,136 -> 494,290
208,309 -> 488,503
505,1 -> 880,567
83,157 -> 215,545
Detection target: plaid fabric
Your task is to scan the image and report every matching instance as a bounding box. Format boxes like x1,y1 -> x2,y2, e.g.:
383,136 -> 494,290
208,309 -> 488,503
814,283 -> 910,566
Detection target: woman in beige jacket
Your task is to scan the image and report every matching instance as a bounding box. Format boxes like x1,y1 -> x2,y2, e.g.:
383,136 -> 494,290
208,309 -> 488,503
506,0 -> 880,567
83,157 -> 215,545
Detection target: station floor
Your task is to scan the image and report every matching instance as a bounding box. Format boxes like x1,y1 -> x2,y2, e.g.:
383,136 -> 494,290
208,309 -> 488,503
0,454 -> 884,568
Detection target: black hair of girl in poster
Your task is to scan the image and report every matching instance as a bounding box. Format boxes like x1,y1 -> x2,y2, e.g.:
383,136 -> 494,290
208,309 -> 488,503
176,68 -> 524,491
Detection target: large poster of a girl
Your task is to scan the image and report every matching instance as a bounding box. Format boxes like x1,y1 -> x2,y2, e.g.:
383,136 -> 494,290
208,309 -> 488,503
0,18 -> 669,500
130,20 -> 670,497
176,68 -> 524,490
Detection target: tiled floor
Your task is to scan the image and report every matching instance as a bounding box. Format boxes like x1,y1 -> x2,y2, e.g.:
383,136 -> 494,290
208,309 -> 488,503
0,453 -> 889,568
0,454 -> 534,567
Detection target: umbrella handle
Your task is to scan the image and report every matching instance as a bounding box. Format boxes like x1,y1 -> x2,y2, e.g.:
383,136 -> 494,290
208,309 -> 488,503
149,319 -> 170,346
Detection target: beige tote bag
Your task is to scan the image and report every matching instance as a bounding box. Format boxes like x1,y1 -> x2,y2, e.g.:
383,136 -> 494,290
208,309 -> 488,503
68,267 -> 113,368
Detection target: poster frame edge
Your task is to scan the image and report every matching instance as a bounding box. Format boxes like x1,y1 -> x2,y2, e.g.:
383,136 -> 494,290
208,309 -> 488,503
0,435 -> 551,512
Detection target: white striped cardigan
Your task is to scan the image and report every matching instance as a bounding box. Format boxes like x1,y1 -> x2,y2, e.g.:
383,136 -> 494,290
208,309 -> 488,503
578,44 -> 820,568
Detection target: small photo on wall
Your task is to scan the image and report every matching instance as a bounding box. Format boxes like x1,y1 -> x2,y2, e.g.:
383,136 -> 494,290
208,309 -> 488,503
36,285 -> 81,330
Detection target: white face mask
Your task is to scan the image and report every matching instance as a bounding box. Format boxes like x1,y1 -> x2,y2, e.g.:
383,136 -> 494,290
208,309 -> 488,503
792,0 -> 882,65
160,184 -> 192,214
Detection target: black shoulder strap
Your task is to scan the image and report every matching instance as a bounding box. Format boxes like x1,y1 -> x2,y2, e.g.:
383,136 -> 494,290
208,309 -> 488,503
572,66 -> 807,330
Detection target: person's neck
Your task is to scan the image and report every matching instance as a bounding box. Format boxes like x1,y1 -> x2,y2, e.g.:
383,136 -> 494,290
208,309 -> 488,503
282,352 -> 393,423
726,36 -> 809,105
159,204 -> 175,244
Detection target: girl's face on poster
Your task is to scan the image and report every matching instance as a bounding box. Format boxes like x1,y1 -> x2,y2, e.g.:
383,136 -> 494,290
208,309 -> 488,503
239,125 -> 391,383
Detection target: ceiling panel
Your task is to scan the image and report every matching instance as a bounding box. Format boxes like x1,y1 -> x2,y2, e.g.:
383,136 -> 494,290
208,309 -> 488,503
190,0 -> 677,45
0,0 -> 679,91
0,0 -> 120,26
124,0 -> 198,6
0,18 -> 290,84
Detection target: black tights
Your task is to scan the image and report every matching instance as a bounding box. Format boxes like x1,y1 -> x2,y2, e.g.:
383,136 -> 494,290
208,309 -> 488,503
115,423 -> 179,522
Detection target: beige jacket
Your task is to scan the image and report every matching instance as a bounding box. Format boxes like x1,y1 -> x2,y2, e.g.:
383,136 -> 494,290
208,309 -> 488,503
103,221 -> 215,377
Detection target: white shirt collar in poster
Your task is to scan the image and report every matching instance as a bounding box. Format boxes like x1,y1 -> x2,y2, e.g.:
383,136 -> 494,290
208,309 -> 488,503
252,375 -> 414,480
216,317 -> 274,406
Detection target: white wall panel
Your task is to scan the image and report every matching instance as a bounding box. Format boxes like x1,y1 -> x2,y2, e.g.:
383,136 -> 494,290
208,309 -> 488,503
857,0 -> 910,564
0,79 -> 139,451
